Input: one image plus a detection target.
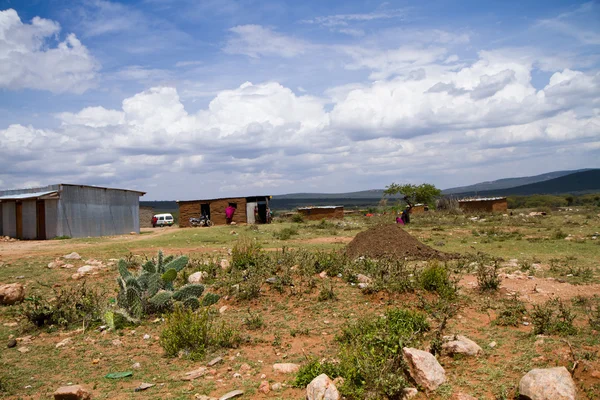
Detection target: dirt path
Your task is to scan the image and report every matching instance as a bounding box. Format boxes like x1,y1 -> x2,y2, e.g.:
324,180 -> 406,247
0,227 -> 177,262
459,274 -> 600,303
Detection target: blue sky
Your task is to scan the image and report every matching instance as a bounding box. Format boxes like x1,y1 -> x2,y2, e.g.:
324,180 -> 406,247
1,0 -> 599,199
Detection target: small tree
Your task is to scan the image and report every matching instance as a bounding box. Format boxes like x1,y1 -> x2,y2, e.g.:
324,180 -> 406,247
384,183 -> 442,206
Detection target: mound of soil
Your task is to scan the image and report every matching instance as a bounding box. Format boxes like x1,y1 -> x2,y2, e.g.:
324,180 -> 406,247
346,224 -> 452,261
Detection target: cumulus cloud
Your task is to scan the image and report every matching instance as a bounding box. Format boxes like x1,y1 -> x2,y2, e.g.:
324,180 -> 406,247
2,47 -> 599,197
0,9 -> 99,93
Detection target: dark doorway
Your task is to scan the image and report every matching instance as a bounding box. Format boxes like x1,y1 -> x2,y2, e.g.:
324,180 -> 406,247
200,203 -> 210,219
36,200 -> 46,240
16,202 -> 23,239
257,202 -> 267,223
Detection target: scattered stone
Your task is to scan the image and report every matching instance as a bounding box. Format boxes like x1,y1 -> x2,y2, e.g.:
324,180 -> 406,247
519,366 -> 576,400
402,347 -> 446,391
17,346 -> 29,353
207,356 -> 223,367
188,271 -> 208,284
402,387 -> 418,399
488,341 -> 497,348
195,396 -> 218,400
259,380 -> 270,394
219,306 -> 228,314
56,338 -> 72,348
112,339 -> 122,346
182,367 -> 208,381
266,276 -> 279,284
134,382 -> 154,392
260,374 -> 267,379
92,359 -> 100,364
143,334 -> 150,340
53,384 -> 91,400
48,259 -> 65,269
271,382 -> 282,391
306,374 -> 340,400
356,274 -> 372,284
3,322 -> 18,327
442,335 -> 482,356
219,390 -> 244,400
239,363 -> 251,373
319,271 -> 328,279
220,259 -> 230,270
357,282 -> 369,289
63,252 -> 82,260
7,338 -> 17,348
62,264 -> 74,269
232,373 -> 242,379
0,283 -> 25,305
132,362 -> 141,369
273,363 -> 300,374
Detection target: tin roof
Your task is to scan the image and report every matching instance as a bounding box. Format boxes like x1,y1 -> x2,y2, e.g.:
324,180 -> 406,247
0,190 -> 59,201
458,197 -> 507,202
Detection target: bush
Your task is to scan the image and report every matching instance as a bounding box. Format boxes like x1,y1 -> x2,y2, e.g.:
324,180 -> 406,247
531,299 -> 577,335
274,227 -> 299,240
243,311 -> 264,330
22,283 -> 104,329
291,214 -> 305,223
589,298 -> 600,330
419,262 -> 456,298
317,284 -> 337,302
294,308 -> 429,398
494,295 -> 527,326
160,305 -> 240,360
477,261 -> 500,291
231,237 -> 263,269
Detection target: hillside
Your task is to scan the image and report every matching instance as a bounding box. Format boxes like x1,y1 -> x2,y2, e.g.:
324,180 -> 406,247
453,169 -> 600,197
442,169 -> 590,194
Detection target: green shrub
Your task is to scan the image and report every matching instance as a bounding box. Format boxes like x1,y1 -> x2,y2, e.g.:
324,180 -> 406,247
294,359 -> 341,388
243,311 -> 264,330
552,229 -> 568,240
231,237 -> 263,269
274,227 -> 299,240
22,283 -> 104,329
477,261 -> 500,291
419,262 -> 456,298
291,214 -> 305,223
531,299 -> 577,335
317,284 -> 337,302
160,305 -> 240,360
589,298 -> 600,330
494,295 -> 527,326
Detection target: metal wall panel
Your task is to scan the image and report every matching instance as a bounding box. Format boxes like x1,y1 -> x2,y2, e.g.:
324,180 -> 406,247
2,202 -> 16,237
45,200 -> 58,238
0,203 -> 3,236
22,200 -> 37,239
57,185 -> 140,238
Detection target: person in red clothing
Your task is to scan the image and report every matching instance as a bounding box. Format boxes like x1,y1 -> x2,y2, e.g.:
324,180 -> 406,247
151,215 -> 158,228
225,205 -> 236,224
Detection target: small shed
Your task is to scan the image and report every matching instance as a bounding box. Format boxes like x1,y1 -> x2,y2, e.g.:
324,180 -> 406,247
0,184 -> 145,239
178,196 -> 271,227
297,206 -> 344,220
410,204 -> 428,214
458,197 -> 508,213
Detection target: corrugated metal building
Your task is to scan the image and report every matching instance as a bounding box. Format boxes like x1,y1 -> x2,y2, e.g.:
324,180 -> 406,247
178,196 -> 271,227
0,184 -> 145,239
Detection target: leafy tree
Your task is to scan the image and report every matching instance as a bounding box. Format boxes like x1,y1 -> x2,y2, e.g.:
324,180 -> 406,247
383,183 -> 442,206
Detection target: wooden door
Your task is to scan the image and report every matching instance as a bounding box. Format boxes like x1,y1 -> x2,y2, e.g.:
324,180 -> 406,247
36,200 -> 46,240
16,202 -> 23,239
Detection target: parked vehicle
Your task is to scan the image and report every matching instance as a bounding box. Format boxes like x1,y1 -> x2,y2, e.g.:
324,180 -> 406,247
189,214 -> 213,227
153,213 -> 174,227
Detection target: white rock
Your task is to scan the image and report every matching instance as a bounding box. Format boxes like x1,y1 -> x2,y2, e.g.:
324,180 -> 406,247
55,338 -> 72,348
273,363 -> 300,374
402,387 -> 418,399
0,283 -> 25,305
220,259 -> 230,270
402,347 -> 446,391
442,335 -> 483,356
306,374 -> 340,400
63,252 -> 82,260
356,274 -> 372,284
519,366 -> 576,400
188,271 -> 208,284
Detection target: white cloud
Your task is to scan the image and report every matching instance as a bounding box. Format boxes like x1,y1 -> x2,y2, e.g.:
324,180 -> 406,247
302,8 -> 406,27
0,9 -> 99,93
224,25 -> 311,58
57,107 -> 125,127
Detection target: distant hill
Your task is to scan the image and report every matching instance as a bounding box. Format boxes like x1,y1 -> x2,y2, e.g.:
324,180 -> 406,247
273,189 -> 402,200
443,169 -> 591,194
453,169 -> 600,197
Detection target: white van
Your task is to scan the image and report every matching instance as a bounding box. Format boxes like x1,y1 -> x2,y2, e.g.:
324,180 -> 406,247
152,213 -> 174,227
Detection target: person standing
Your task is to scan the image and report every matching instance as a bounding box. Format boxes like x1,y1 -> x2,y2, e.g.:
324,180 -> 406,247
225,205 -> 236,224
